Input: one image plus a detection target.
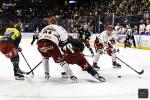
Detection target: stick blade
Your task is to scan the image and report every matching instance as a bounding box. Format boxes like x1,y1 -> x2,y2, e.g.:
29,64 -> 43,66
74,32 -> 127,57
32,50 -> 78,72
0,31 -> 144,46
138,69 -> 144,75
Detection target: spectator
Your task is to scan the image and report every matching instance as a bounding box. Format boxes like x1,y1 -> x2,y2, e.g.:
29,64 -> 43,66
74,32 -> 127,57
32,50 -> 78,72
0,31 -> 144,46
139,20 -> 146,34
145,19 -> 150,34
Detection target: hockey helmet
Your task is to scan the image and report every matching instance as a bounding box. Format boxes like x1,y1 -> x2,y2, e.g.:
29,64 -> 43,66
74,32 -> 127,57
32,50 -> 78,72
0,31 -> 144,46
106,25 -> 113,31
14,23 -> 22,32
48,16 -> 56,25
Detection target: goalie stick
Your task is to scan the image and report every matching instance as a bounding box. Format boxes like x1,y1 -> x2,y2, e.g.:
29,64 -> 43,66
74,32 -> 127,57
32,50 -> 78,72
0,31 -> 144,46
116,56 -> 144,75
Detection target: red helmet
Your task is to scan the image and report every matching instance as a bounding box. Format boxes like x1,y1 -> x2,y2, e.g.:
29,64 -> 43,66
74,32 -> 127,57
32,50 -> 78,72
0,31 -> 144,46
48,16 -> 56,24
106,25 -> 113,31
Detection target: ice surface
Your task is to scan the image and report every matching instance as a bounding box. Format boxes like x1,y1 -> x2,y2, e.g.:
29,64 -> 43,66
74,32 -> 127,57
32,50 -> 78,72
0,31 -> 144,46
0,37 -> 150,100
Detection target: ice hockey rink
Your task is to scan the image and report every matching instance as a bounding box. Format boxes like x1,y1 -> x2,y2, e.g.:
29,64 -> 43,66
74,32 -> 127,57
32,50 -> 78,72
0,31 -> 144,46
0,37 -> 150,100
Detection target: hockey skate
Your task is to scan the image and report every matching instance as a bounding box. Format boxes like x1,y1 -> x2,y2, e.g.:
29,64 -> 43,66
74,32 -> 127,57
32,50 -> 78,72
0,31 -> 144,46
45,72 -> 50,80
93,63 -> 100,71
87,67 -> 105,82
113,62 -> 121,68
61,72 -> 69,78
14,68 -> 24,80
70,76 -> 77,82
93,74 -> 106,82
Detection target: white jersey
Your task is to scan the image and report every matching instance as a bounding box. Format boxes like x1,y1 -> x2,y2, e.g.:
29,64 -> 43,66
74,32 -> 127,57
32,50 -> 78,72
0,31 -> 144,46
146,24 -> 150,33
38,24 -> 68,45
97,30 -> 117,43
139,24 -> 145,34
119,27 -> 127,34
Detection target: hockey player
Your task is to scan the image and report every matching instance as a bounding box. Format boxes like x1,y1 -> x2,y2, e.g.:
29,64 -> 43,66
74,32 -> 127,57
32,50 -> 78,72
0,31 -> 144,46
77,23 -> 94,56
31,27 -> 39,45
93,25 -> 121,70
0,24 -> 24,80
37,17 -> 77,81
59,36 -> 105,82
124,25 -> 136,48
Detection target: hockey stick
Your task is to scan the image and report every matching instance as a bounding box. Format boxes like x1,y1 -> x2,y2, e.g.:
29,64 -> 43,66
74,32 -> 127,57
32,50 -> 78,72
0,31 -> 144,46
20,52 -> 34,76
116,56 -> 144,75
25,61 -> 42,75
84,54 -> 94,57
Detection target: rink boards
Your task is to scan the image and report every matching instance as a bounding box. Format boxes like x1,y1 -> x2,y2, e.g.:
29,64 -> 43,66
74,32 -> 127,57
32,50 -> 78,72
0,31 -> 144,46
22,32 -> 150,50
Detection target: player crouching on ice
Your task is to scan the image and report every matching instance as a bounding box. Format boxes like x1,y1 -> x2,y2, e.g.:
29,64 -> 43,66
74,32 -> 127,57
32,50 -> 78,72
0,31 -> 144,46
59,36 -> 105,82
93,25 -> 121,70
0,24 -> 24,80
37,17 -> 77,81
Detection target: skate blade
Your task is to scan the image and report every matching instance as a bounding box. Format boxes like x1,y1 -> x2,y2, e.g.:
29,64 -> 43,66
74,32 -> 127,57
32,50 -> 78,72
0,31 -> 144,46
61,75 -> 69,78
70,79 -> 78,83
99,78 -> 106,82
113,66 -> 121,69
45,76 -> 50,80
15,76 -> 25,80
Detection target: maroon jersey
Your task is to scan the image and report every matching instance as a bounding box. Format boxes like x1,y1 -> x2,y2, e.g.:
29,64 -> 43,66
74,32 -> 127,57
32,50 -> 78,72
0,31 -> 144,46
63,47 -> 91,71
37,39 -> 65,63
0,43 -> 19,59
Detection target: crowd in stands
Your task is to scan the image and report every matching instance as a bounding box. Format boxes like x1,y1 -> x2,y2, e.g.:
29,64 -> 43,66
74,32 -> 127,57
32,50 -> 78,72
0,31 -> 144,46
115,19 -> 150,34
0,0 -> 149,33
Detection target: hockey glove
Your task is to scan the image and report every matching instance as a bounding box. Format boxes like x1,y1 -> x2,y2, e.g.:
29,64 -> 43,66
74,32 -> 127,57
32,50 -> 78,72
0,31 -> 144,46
17,47 -> 22,52
106,47 -> 113,56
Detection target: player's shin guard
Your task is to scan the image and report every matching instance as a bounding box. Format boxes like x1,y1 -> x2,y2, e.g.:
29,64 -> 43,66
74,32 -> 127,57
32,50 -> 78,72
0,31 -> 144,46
87,67 -> 105,82
42,57 -> 50,79
93,52 -> 101,70
112,53 -> 121,68
60,61 -> 77,82
11,57 -> 24,80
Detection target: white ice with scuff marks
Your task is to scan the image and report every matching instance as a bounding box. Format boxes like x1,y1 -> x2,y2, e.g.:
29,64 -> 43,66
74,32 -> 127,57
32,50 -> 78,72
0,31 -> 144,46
0,37 -> 150,100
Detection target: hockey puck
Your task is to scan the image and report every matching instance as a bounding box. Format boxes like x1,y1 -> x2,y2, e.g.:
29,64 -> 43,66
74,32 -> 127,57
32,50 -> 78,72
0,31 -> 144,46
118,76 -> 121,78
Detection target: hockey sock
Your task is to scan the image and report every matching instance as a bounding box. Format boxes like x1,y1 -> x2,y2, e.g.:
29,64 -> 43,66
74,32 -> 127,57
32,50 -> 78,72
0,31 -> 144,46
112,52 -> 116,62
87,67 -> 99,76
93,52 -> 101,64
11,57 -> 24,76
60,61 -> 74,77
11,57 -> 19,69
42,57 -> 49,74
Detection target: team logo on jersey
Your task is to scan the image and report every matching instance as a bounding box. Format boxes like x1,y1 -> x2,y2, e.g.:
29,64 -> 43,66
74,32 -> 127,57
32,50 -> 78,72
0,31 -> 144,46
39,46 -> 53,52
